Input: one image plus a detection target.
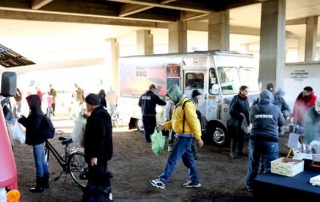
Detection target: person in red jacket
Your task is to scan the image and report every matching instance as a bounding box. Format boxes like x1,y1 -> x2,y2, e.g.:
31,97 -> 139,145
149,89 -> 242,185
292,86 -> 317,127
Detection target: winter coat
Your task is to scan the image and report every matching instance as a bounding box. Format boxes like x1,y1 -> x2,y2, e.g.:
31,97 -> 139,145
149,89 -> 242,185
292,90 -> 317,125
138,90 -> 166,115
229,94 -> 250,126
163,84 -> 201,140
273,93 -> 291,119
83,106 -> 113,163
249,90 -> 285,142
18,94 -> 47,145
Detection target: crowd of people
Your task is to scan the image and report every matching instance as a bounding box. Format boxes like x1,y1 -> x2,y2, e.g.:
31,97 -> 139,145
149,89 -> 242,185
2,83 -> 119,201
4,79 -> 320,200
138,82 -> 319,194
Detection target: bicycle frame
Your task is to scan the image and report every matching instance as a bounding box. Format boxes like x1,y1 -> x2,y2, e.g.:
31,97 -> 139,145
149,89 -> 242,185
45,139 -> 70,173
44,134 -> 88,188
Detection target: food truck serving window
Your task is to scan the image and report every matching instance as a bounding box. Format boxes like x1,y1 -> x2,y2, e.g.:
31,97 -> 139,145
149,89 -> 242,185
185,73 -> 204,90
217,66 -> 241,95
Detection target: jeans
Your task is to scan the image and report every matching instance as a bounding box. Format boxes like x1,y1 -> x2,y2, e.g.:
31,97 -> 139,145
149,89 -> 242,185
245,139 -> 278,189
33,143 -> 49,177
142,115 -> 156,142
168,130 -> 176,148
159,136 -> 200,185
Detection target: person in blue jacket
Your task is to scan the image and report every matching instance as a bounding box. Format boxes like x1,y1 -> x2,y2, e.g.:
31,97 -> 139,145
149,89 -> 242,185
245,90 -> 285,192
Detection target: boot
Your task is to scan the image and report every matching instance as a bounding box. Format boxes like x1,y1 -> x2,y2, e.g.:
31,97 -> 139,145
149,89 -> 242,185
237,140 -> 248,157
43,172 -> 49,189
229,140 -> 238,158
30,177 -> 44,193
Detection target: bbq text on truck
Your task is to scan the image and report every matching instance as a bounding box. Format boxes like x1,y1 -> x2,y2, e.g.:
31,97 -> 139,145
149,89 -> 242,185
119,50 -> 260,147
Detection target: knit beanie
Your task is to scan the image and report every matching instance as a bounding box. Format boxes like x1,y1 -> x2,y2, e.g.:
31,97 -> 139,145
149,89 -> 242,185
85,93 -> 101,106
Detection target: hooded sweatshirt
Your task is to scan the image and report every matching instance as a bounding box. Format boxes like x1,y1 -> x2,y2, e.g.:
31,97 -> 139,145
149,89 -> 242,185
163,84 -> 201,140
18,94 -> 47,145
273,88 -> 291,119
249,90 -> 285,142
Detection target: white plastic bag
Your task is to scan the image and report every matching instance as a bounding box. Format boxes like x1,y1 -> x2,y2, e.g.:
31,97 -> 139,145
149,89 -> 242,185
71,115 -> 86,146
7,119 -> 25,145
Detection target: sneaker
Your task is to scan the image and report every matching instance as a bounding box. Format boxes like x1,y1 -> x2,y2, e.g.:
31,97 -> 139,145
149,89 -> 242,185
168,146 -> 172,152
149,179 -> 165,189
182,181 -> 201,188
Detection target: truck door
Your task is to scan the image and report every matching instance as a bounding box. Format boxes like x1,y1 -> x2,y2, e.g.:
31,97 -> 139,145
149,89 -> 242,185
183,71 -> 206,114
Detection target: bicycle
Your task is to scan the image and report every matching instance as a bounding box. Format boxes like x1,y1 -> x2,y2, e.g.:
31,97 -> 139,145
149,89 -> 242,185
107,106 -> 123,127
44,130 -> 88,188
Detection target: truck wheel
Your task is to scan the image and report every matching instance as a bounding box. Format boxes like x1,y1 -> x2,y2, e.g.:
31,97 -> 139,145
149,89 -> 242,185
136,119 -> 144,133
208,123 -> 229,147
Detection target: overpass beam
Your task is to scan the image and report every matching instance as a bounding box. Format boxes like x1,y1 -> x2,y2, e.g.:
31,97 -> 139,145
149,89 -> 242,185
305,16 -> 318,61
168,21 -> 187,53
258,0 -> 286,90
105,38 -> 120,95
208,11 -> 230,51
136,30 -> 154,55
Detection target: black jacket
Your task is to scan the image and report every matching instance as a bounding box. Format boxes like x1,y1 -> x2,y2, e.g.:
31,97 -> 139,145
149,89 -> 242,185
229,94 -> 250,126
19,94 -> 48,145
84,106 -> 113,163
138,90 -> 166,115
19,111 -> 47,145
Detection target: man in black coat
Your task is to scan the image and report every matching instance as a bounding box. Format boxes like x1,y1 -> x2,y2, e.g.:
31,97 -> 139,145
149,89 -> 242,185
82,93 -> 113,202
138,84 -> 166,142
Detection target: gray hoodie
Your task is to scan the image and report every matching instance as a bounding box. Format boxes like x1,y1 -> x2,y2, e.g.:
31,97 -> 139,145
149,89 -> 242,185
249,90 -> 285,141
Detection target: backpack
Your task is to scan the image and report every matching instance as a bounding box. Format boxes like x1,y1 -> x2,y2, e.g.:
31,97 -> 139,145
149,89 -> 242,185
42,116 -> 55,139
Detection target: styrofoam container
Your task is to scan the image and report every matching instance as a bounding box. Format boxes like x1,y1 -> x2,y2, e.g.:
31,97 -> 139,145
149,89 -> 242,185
271,157 -> 304,177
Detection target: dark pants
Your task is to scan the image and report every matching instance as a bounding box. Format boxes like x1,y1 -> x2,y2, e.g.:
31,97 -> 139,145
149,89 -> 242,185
142,115 -> 156,142
82,161 -> 113,202
51,103 -> 56,115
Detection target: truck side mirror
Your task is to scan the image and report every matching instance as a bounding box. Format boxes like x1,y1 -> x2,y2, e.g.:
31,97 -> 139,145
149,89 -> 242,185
211,84 -> 219,95
1,72 -> 17,97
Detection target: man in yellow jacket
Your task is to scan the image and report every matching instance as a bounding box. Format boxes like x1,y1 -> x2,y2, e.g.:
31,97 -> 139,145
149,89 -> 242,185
149,84 -> 204,189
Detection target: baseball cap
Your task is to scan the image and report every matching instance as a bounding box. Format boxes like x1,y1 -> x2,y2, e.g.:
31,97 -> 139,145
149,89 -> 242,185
149,84 -> 157,90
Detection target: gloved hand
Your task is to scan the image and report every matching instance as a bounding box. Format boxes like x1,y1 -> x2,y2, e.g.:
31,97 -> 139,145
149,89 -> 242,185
156,123 -> 164,131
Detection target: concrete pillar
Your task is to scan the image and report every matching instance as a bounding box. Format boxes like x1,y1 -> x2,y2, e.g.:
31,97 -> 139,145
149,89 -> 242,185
305,16 -> 318,61
297,37 -> 305,62
208,11 -> 230,51
136,30 -> 153,55
105,38 -> 119,94
258,0 -> 286,90
168,21 -> 187,53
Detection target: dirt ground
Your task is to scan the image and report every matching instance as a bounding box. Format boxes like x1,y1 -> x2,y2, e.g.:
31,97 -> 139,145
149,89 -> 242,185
12,116 -> 290,202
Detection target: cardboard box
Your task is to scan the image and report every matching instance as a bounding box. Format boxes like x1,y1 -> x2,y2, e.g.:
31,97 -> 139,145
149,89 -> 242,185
271,157 -> 304,177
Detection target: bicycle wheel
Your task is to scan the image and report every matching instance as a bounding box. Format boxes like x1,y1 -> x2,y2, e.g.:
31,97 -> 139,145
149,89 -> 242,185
67,151 -> 88,188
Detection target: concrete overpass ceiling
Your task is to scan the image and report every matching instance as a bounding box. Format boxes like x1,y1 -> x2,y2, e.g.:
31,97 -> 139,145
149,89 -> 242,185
0,0 -> 320,72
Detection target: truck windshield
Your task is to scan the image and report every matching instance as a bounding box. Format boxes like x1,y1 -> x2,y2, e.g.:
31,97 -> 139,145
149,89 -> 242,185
239,66 -> 260,92
217,66 -> 240,95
